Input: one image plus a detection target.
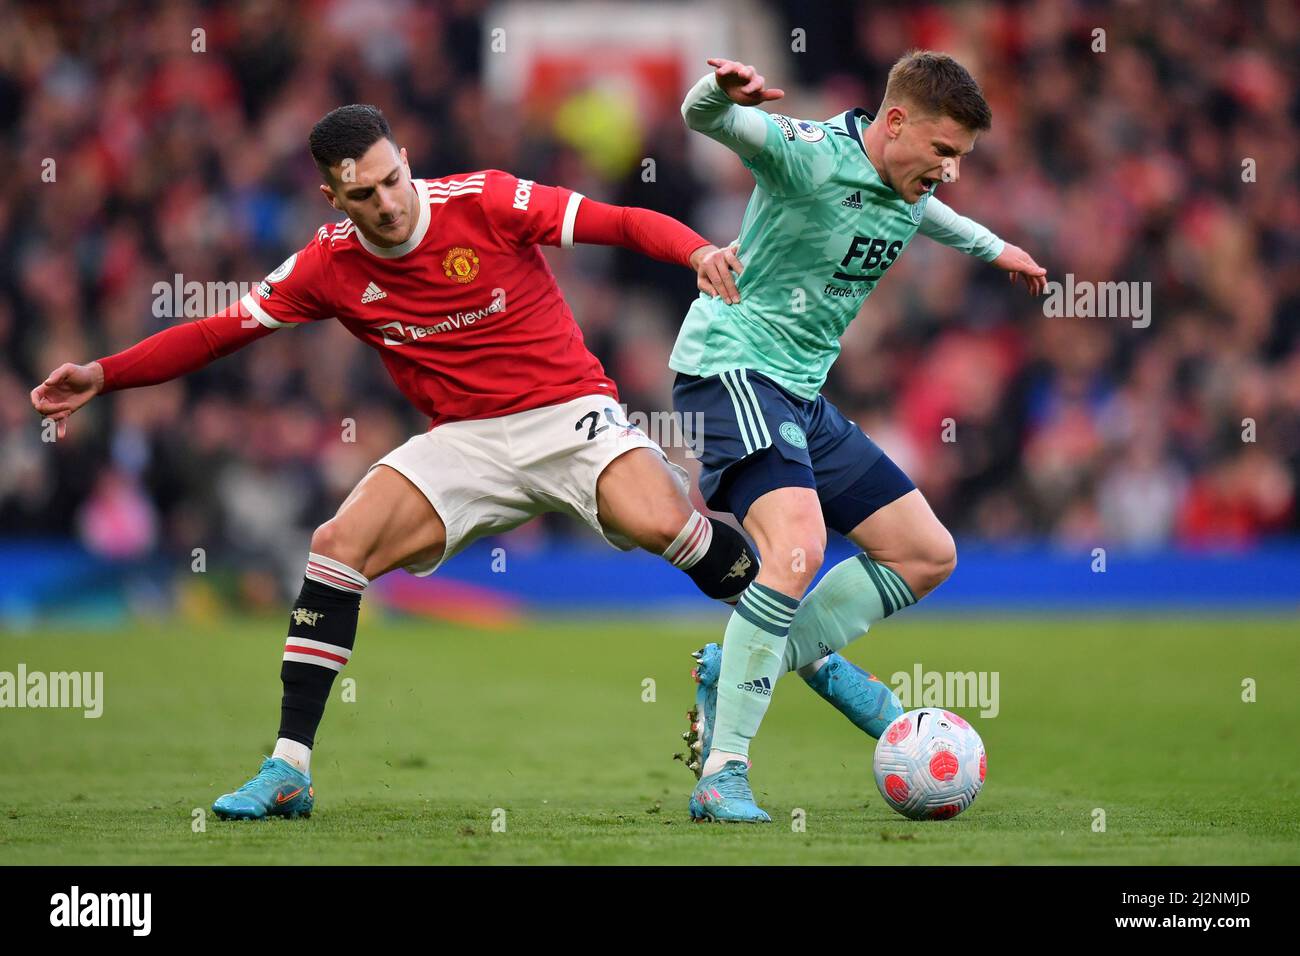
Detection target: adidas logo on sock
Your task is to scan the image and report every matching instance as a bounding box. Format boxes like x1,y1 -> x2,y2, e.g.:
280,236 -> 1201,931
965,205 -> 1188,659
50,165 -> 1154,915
737,676 -> 773,696
841,190 -> 862,209
361,281 -> 387,304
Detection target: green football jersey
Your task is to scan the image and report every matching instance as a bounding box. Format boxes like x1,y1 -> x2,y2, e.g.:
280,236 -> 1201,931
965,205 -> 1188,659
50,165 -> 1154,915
670,107 -> 954,400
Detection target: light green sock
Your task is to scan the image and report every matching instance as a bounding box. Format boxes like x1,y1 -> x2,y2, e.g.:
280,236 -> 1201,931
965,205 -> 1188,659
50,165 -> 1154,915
709,581 -> 801,760
782,554 -> 916,673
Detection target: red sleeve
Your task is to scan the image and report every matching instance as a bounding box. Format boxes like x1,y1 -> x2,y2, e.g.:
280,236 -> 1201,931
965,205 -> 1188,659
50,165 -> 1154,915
238,233 -> 333,329
478,169 -> 581,248
97,234 -> 333,393
570,197 -> 711,267
97,305 -> 274,393
478,169 -> 711,266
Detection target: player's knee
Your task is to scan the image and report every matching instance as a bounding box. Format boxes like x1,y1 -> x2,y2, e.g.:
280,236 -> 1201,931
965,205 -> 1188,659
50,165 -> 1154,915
761,537 -> 824,595
796,540 -> 826,581
906,529 -> 957,598
309,519 -> 368,575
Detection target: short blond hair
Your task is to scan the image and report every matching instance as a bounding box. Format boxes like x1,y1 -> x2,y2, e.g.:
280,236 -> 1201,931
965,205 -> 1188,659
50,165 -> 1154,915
881,50 -> 991,131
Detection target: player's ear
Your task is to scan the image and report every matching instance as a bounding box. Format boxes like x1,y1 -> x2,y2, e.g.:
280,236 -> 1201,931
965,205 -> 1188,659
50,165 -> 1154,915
886,104 -> 907,139
399,146 -> 411,177
320,183 -> 340,211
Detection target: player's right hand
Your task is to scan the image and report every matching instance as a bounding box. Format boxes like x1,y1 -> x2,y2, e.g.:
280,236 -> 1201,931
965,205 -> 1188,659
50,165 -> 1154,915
707,58 -> 784,106
30,361 -> 103,439
691,243 -> 744,305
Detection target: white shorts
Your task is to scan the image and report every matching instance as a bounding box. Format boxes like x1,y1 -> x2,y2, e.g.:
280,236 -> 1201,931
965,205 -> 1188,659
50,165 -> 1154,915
370,394 -> 690,576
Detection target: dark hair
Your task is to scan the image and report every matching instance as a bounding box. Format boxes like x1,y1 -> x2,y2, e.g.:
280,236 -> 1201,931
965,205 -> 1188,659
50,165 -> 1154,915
308,104 -> 394,181
882,50 -> 992,132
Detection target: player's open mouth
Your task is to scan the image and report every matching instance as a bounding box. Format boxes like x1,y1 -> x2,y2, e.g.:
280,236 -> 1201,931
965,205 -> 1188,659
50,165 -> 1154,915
918,178 -> 937,195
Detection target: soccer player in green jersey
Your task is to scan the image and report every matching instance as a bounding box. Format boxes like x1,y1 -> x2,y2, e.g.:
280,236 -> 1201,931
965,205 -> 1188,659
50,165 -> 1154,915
673,51 -> 1047,821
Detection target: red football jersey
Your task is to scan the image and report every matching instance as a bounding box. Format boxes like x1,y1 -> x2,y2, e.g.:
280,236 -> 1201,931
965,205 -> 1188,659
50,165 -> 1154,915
237,170 -> 618,428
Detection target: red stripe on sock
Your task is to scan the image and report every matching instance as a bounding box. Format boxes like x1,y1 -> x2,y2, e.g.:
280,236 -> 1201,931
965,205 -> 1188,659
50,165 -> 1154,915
662,517 -> 697,563
306,563 -> 365,591
284,644 -> 349,665
668,517 -> 707,566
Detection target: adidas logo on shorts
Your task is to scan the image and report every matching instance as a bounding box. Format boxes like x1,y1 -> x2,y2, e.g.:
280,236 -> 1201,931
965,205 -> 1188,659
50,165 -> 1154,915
737,676 -> 773,696
841,191 -> 863,209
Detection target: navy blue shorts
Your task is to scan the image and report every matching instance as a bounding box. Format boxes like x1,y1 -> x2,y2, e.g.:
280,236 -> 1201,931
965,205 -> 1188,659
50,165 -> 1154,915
673,369 -> 916,535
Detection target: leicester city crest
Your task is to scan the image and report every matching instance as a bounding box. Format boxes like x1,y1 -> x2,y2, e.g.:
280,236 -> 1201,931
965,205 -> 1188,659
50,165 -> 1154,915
910,193 -> 930,224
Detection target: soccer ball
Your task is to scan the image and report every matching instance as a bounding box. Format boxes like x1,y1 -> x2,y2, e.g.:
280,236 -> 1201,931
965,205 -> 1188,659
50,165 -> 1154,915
873,709 -> 986,820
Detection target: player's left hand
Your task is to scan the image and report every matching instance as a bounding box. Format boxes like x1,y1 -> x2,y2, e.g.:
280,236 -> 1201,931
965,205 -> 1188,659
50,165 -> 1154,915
991,243 -> 1047,295
691,243 -> 744,305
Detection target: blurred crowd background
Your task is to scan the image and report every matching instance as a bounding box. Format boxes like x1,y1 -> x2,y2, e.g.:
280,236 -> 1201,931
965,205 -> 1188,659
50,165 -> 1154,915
1,0 -> 1297,602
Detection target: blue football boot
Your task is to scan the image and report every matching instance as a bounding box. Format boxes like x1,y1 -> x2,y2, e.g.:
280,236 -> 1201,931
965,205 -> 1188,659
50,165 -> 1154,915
803,653 -> 903,738
679,643 -> 722,777
212,757 -> 314,820
689,760 -> 771,823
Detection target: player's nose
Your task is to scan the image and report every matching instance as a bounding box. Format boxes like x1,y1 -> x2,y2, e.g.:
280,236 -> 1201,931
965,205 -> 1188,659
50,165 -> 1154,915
941,156 -> 960,183
376,189 -> 401,218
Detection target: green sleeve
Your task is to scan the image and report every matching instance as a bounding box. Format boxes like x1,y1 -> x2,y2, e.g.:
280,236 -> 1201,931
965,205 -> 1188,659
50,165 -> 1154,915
680,72 -> 840,196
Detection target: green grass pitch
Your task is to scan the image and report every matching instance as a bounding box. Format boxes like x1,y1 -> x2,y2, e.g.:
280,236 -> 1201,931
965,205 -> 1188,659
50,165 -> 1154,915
1,612 -> 1297,865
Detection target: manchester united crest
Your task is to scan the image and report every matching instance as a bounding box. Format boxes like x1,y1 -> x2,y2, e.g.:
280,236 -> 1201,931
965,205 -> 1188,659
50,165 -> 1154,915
442,246 -> 480,284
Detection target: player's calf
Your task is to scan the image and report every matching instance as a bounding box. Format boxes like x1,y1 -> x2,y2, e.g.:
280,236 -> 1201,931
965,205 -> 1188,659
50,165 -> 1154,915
216,463 -> 450,819
275,550 -> 368,765
212,548 -> 365,820
785,498 -> 954,737
595,447 -> 759,604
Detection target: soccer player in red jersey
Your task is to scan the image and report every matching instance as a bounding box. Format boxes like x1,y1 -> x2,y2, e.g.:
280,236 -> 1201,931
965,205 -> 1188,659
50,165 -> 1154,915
30,105 -> 755,820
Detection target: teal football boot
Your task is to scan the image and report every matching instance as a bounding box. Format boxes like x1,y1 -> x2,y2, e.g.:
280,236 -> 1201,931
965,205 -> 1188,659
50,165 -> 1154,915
803,653 -> 903,738
689,760 -> 771,823
679,643 -> 721,777
212,757 -> 314,820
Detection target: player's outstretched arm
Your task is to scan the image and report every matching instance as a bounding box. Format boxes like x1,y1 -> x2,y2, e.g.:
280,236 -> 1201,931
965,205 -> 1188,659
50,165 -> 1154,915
572,198 -> 744,304
681,58 -> 784,159
30,307 -> 273,438
918,196 -> 1047,295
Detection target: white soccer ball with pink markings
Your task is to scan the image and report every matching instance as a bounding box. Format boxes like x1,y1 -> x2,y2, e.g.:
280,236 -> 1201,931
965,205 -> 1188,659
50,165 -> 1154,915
872,709 -> 986,820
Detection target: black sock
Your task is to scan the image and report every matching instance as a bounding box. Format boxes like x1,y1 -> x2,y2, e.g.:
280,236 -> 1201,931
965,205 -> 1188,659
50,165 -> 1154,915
277,553 -> 368,748
662,511 -> 759,603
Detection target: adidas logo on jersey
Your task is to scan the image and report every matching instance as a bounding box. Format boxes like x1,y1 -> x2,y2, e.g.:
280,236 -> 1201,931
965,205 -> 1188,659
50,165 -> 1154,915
737,676 -> 773,696
841,191 -> 863,209
361,282 -> 387,304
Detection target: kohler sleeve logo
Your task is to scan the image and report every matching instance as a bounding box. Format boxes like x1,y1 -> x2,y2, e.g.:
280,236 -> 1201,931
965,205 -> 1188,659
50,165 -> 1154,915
512,178 -> 535,210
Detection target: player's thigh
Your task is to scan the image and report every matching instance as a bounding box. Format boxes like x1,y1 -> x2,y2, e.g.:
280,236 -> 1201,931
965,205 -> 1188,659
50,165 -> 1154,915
813,414 -> 951,578
595,447 -> 695,553
515,395 -> 694,555
312,464 -> 447,580
742,484 -> 827,593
